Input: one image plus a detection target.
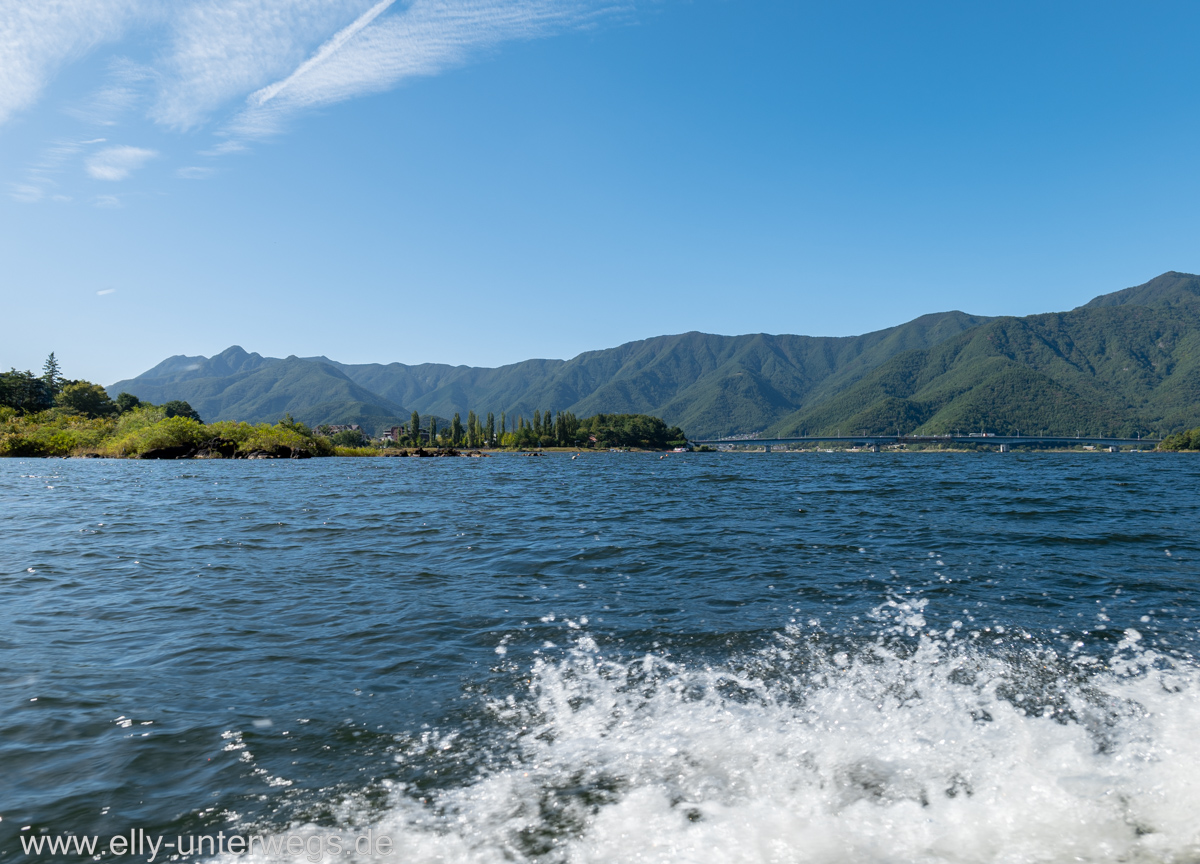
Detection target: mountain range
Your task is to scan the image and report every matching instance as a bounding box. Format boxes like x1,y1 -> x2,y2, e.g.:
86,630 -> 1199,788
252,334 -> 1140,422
109,272 -> 1200,438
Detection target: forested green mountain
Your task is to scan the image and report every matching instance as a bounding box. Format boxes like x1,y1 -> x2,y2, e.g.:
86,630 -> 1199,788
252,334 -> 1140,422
1079,270 -> 1200,309
767,278 -> 1200,438
109,272 -> 1200,438
314,311 -> 989,434
110,352 -> 409,431
111,311 -> 987,436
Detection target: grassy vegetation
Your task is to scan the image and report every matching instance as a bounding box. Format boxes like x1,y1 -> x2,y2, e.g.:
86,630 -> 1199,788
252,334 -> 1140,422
0,406 -> 114,457
0,404 -> 337,458
332,445 -> 379,457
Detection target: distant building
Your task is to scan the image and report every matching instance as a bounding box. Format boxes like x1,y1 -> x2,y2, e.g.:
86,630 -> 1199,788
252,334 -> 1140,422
380,426 -> 402,442
326,424 -> 362,435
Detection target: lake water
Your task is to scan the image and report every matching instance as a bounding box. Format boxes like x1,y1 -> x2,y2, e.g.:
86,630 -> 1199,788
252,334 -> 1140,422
2,453 -> 1199,863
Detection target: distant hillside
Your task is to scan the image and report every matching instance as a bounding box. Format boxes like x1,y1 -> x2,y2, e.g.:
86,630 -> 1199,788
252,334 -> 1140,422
1080,271 -> 1200,309
768,277 -> 1200,438
111,311 -> 988,436
109,351 -> 409,432
110,272 -> 1200,438
316,311 -> 989,436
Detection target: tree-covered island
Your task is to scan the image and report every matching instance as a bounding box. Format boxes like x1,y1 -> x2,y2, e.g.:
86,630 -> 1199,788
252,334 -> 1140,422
0,356 -> 688,458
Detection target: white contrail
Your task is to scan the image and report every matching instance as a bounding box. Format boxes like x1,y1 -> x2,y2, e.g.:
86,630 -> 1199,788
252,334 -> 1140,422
249,0 -> 397,106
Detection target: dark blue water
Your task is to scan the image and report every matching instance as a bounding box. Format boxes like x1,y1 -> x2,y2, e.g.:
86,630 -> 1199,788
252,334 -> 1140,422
2,453 -> 1199,863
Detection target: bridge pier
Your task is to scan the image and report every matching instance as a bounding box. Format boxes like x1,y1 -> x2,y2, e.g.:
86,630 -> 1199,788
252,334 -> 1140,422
869,444 -> 879,453
999,444 -> 1010,453
764,444 -> 772,453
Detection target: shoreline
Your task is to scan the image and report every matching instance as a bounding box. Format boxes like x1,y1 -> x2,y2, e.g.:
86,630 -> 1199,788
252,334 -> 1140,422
5,446 -> 1192,459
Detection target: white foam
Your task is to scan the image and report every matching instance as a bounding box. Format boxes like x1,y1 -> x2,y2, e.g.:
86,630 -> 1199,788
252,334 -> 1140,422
222,605 -> 1200,863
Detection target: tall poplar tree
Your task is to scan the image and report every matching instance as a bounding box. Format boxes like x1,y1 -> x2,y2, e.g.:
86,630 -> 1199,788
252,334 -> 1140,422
410,411 -> 420,445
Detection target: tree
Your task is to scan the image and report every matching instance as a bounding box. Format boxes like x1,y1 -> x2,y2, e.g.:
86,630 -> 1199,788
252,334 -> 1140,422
162,400 -> 203,422
57,381 -> 118,418
330,429 -> 368,447
499,412 -> 506,437
115,392 -> 141,413
430,417 -> 437,445
42,352 -> 62,396
410,411 -> 420,445
533,410 -> 541,436
1159,426 -> 1200,451
486,412 -> 495,447
0,369 -> 54,414
466,410 -> 477,448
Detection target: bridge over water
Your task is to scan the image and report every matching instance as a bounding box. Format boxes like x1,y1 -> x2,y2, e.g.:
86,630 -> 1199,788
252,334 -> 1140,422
690,434 -> 1160,452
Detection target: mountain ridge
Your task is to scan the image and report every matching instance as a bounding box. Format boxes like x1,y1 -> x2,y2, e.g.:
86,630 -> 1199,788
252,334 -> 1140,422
109,272 -> 1200,438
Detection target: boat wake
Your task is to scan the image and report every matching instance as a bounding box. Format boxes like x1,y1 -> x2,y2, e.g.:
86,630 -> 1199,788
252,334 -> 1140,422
223,600 -> 1200,863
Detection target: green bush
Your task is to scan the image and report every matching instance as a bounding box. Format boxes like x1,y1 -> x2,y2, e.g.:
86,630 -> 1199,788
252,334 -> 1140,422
0,410 -> 115,456
111,405 -> 167,436
240,423 -> 334,456
0,433 -> 45,457
102,416 -> 210,457
206,420 -> 258,444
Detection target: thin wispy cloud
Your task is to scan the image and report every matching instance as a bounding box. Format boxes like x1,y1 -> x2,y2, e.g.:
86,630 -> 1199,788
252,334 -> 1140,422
176,165 -> 215,179
152,0 -> 379,130
232,0 -> 627,140
97,288 -> 118,295
64,58 -> 157,126
10,184 -> 44,203
0,1 -> 147,126
9,137 -> 107,202
2,0 -> 634,200
86,145 -> 158,180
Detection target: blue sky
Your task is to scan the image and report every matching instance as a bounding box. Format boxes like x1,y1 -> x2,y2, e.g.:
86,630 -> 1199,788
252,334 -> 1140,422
3,0 -> 1199,385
